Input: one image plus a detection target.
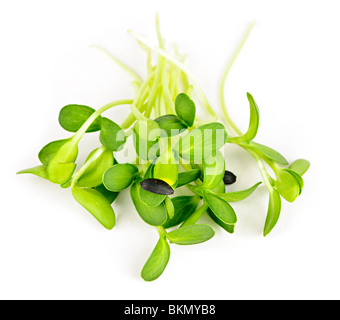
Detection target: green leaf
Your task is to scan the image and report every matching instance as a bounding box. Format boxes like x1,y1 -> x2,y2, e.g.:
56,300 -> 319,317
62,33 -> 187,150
99,117 -> 126,151
289,159 -> 310,176
202,151 -> 225,189
163,196 -> 200,229
204,193 -> 237,224
165,197 -> 175,219
133,130 -> 160,161
94,184 -> 119,204
71,186 -> 116,230
229,92 -> 260,143
176,169 -> 201,188
207,208 -> 235,234
263,188 -> 281,237
47,138 -> 79,184
141,237 -> 170,282
249,142 -> 289,165
134,120 -> 161,141
167,224 -> 215,245
77,148 -> 114,188
130,181 -> 167,226
275,169 -> 300,202
285,169 -> 304,195
38,139 -> 70,166
103,164 -> 138,192
59,105 -> 102,133
154,114 -> 188,137
175,122 -> 228,161
175,93 -> 196,127
17,165 -> 49,180
139,188 -> 167,207
215,182 -> 262,202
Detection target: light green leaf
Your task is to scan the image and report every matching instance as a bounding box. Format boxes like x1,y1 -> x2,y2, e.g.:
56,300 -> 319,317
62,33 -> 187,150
284,169 -> 304,195
103,164 -> 138,192
176,169 -> 201,188
141,237 -> 170,282
229,92 -> 260,143
275,169 -> 300,202
175,122 -> 228,161
38,139 -> 70,166
59,105 -> 102,133
17,165 -> 49,180
175,93 -> 196,127
153,152 -> 178,187
289,159 -> 310,176
263,188 -> 281,237
71,186 -> 116,230
47,138 -> 79,184
215,182 -> 262,202
130,181 -> 167,226
77,148 -> 114,188
165,197 -> 175,220
249,142 -> 289,165
204,193 -> 237,225
167,224 -> 215,245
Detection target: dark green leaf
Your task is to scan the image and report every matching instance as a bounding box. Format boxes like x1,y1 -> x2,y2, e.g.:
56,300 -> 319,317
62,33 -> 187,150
141,237 -> 170,282
99,117 -> 126,151
204,193 -> 237,224
103,164 -> 138,192
176,169 -> 201,188
207,208 -> 235,234
175,93 -> 196,127
167,224 -> 215,245
130,181 -> 167,226
154,114 -> 188,137
72,186 -> 116,230
59,104 -> 102,133
163,196 -> 200,229
95,184 -> 119,204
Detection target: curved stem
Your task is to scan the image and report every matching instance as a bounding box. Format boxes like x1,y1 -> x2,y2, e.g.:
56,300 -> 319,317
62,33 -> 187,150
73,99 -> 133,143
219,22 -> 255,136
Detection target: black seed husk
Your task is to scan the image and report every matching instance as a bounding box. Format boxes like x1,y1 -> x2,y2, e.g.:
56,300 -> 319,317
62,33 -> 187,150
140,179 -> 174,195
223,170 -> 237,185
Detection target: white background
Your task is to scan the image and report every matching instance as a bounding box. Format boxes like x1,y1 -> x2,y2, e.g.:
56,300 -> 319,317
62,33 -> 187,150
1,0 -> 339,300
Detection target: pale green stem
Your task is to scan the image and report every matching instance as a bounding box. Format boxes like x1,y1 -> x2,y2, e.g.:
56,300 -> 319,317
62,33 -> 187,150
73,99 -> 133,143
181,202 -> 209,227
91,45 -> 143,85
219,22 -> 255,136
128,30 -> 218,121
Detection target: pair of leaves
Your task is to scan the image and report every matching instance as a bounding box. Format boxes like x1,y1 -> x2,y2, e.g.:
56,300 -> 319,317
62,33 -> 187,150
77,147 -> 114,188
175,122 -> 228,162
130,181 -> 168,226
133,120 -> 161,160
71,186 -> 116,230
59,105 -> 126,151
